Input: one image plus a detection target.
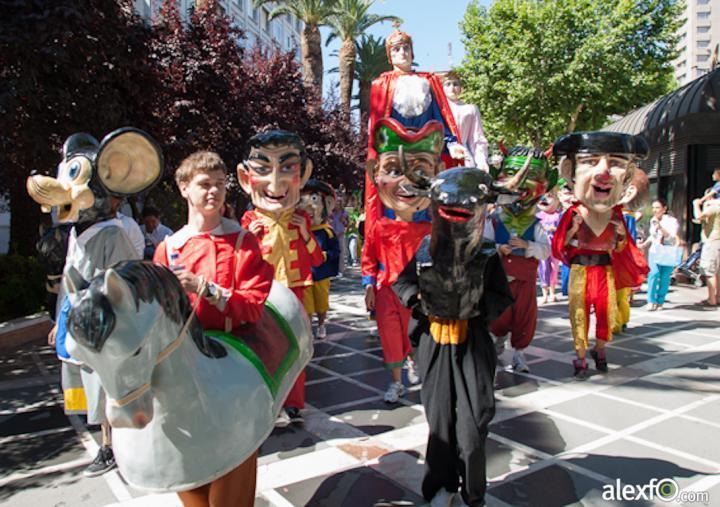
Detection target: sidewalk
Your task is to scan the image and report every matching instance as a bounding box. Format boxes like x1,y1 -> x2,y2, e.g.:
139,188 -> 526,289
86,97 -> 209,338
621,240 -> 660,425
1,267 -> 719,506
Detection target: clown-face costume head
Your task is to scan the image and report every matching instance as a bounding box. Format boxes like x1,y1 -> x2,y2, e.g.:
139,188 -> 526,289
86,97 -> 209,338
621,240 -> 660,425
366,118 -> 445,222
553,132 -> 648,215
491,146 -> 558,218
238,130 -> 313,215
299,179 -> 336,227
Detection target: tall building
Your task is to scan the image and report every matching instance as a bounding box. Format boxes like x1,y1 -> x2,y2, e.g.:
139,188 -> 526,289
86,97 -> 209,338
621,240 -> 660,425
673,0 -> 719,86
133,0 -> 302,58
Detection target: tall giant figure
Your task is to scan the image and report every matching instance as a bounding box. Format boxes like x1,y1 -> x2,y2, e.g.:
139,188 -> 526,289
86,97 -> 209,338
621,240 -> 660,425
365,26 -> 465,240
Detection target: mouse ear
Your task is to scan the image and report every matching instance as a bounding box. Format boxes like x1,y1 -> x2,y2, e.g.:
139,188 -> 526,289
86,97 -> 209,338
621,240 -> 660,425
63,133 -> 99,159
95,127 -> 163,196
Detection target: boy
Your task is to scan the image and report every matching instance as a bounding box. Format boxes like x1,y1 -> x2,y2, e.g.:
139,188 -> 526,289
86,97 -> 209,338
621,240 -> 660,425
154,151 -> 274,507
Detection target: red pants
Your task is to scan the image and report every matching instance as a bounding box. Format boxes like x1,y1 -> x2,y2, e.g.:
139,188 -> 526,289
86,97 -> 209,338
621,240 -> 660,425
376,286 -> 412,369
568,265 -> 616,350
489,277 -> 537,350
284,286 -> 307,409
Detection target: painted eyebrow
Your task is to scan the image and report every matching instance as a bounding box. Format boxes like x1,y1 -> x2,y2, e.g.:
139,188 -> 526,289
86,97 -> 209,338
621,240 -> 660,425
249,153 -> 271,162
279,152 -> 301,163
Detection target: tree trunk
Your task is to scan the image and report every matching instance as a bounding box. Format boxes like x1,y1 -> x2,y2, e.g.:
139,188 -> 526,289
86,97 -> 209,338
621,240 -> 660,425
8,175 -> 43,256
302,24 -> 323,99
358,80 -> 371,119
566,103 -> 584,133
338,38 -> 356,118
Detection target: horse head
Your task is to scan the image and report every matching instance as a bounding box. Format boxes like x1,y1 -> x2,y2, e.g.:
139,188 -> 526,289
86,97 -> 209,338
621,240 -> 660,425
64,261 -> 214,429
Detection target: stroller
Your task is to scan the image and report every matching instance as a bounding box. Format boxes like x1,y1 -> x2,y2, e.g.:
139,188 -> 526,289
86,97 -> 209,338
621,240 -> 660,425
671,244 -> 705,287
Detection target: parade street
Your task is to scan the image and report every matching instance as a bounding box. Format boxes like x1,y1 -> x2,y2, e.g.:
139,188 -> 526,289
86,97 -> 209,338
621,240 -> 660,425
0,266 -> 718,507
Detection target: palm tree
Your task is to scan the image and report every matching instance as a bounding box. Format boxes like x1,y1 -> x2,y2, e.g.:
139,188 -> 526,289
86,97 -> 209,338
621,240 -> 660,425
353,34 -> 391,119
254,0 -> 337,96
325,0 -> 400,115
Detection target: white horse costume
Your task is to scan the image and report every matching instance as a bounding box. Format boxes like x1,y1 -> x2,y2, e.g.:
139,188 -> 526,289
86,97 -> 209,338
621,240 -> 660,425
64,260 -> 312,492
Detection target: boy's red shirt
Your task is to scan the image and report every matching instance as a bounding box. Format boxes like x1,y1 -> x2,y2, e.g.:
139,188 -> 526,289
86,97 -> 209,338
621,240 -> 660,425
154,218 -> 274,329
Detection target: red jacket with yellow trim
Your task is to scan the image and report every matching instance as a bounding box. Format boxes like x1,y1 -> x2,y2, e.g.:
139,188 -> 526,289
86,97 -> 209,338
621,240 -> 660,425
241,209 -> 324,289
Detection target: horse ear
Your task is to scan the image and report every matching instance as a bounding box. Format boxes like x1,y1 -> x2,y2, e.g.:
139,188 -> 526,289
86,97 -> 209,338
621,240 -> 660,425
64,266 -> 89,295
103,269 -> 135,313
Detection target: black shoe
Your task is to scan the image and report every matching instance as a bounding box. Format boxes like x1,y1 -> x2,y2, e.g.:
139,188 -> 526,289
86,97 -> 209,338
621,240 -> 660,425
84,446 -> 116,477
573,361 -> 590,381
286,407 -> 304,425
590,350 -> 608,372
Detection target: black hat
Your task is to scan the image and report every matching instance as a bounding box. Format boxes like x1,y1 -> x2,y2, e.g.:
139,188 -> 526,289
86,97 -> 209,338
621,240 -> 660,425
302,179 -> 336,199
553,132 -> 649,160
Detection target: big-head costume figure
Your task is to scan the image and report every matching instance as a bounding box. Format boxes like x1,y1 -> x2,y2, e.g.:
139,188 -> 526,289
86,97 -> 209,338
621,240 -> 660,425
362,118 -> 444,403
551,132 -> 649,380
365,26 -> 465,248
441,71 -> 489,170
26,127 -> 162,474
239,130 -> 323,423
392,166 -> 513,507
298,179 -> 340,339
488,147 -> 556,373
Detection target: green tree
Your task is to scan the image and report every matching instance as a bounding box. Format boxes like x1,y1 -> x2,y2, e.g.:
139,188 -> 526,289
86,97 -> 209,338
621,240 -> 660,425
354,35 -> 392,120
325,0 -> 399,115
460,0 -> 683,147
253,0 -> 337,98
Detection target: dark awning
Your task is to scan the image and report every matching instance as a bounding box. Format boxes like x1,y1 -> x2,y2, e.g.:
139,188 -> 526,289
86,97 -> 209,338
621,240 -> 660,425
604,68 -> 720,147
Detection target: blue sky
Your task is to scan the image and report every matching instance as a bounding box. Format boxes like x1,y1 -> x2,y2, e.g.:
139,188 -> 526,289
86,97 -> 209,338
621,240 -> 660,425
321,0 -> 490,96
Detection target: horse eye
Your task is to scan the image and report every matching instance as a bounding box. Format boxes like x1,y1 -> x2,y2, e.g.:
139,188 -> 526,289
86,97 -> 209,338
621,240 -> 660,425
133,347 -> 142,357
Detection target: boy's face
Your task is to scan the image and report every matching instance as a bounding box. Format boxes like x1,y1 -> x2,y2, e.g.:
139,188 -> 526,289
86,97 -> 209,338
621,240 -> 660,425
144,215 -> 159,233
239,144 -> 310,213
180,170 -> 226,217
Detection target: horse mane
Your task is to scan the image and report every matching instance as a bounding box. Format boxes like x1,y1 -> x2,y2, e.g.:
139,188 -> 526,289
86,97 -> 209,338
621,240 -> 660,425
69,261 -> 226,359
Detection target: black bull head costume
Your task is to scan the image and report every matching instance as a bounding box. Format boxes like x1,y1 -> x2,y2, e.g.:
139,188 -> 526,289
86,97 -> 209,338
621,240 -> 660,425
399,160 -> 528,320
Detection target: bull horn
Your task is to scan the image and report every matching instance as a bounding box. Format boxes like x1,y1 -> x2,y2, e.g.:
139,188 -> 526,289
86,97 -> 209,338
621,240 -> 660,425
498,139 -> 509,156
399,145 -> 432,190
543,144 -> 554,160
495,154 -> 532,192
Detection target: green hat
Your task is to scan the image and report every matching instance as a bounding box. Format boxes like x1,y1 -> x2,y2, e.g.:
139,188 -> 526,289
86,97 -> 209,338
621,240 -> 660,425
373,118 -> 444,155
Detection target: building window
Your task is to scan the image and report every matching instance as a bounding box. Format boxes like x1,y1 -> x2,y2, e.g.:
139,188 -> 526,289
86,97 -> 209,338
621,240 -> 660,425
236,0 -> 243,10
697,0 -> 710,4
698,26 -> 710,34
261,8 -> 269,32
698,54 -> 710,62
251,5 -> 259,23
697,11 -> 711,20
296,18 -> 302,32
698,40 -> 710,48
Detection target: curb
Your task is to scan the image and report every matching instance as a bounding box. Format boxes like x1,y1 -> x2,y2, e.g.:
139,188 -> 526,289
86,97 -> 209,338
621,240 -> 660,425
0,313 -> 52,353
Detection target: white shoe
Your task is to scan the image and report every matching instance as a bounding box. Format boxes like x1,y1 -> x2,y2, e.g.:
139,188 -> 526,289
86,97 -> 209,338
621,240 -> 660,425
405,358 -> 421,385
512,349 -> 530,373
383,381 -> 405,403
430,489 -> 456,507
274,408 -> 291,428
656,304 -> 664,311
317,324 -> 327,338
645,303 -> 658,311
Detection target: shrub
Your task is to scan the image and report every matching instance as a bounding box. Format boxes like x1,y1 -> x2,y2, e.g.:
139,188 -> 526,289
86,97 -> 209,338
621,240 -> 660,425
0,255 -> 47,322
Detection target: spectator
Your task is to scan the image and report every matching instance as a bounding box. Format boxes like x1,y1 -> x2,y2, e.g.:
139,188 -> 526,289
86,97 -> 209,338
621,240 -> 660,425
140,205 -> 173,258
693,197 -> 720,307
640,199 -> 680,311
329,194 -> 349,277
111,197 -> 145,258
696,168 -> 720,207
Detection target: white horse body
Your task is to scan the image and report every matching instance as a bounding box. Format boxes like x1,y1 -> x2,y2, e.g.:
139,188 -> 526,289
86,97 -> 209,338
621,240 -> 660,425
66,264 -> 311,492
